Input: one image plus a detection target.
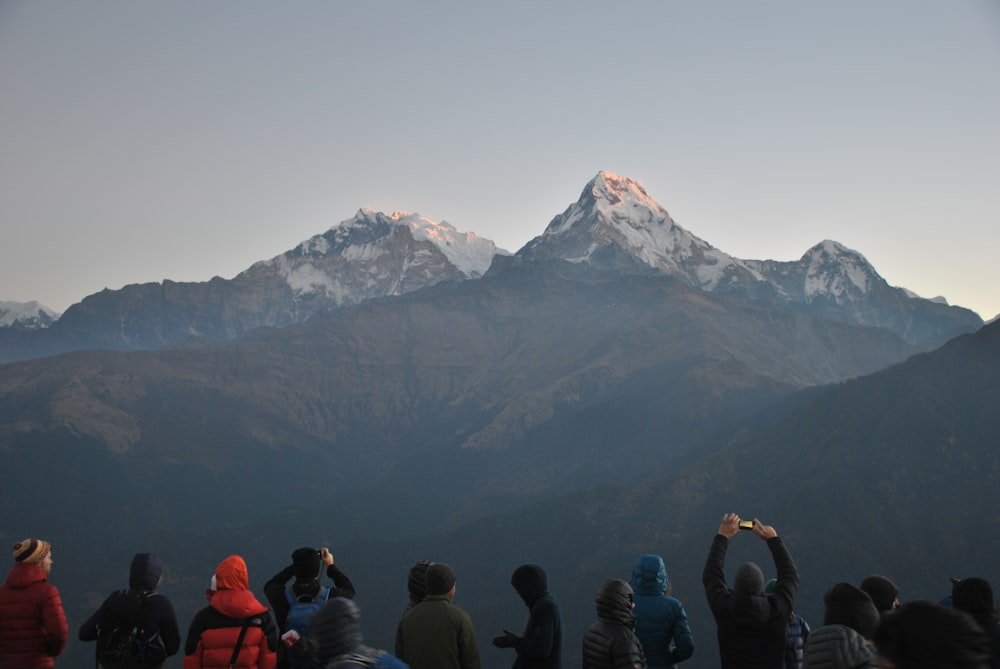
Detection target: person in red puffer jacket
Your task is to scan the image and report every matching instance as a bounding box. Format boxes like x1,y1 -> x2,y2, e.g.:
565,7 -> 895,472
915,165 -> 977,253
0,538 -> 68,669
184,555 -> 279,669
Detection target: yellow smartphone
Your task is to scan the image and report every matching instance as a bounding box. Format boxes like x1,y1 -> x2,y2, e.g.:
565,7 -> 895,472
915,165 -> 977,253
738,520 -> 754,530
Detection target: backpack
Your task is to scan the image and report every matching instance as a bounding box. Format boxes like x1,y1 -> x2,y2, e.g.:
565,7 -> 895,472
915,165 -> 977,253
283,585 -> 331,668
284,585 -> 331,637
97,591 -> 167,669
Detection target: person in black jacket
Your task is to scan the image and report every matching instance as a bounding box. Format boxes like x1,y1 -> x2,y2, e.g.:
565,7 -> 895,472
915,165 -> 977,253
582,578 -> 647,669
492,563 -> 562,669
263,546 -> 355,668
702,514 -> 799,669
79,552 -> 181,669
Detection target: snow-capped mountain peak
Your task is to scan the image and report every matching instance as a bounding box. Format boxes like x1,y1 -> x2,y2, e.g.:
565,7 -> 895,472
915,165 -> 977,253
801,239 -> 878,300
0,301 -> 59,329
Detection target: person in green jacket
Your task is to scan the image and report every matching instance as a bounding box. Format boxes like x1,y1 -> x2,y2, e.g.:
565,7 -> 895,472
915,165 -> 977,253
395,562 -> 480,669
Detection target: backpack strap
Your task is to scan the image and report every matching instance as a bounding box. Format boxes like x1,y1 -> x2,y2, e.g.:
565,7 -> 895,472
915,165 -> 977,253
228,617 -> 256,669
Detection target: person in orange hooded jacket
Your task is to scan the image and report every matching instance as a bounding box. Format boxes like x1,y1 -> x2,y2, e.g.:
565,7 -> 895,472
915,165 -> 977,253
184,555 -> 279,669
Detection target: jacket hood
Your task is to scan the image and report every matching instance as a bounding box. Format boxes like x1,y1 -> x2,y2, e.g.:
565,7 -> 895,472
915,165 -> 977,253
5,561 -> 47,588
630,554 -> 668,596
596,578 -> 635,626
129,552 -> 164,591
210,589 -> 270,619
214,554 -> 249,591
803,624 -> 875,669
311,597 -> 363,660
726,593 -> 774,629
511,564 -> 548,607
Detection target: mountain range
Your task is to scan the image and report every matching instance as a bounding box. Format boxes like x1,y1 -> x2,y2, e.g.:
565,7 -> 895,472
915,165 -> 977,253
0,172 -> 981,364
1,172 -> 994,668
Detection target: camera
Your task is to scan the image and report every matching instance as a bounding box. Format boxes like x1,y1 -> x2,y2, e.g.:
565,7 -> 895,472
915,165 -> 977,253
738,520 -> 754,530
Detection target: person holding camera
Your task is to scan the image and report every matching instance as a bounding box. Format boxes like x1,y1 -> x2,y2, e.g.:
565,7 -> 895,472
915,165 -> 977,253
263,546 -> 356,668
702,514 -> 799,669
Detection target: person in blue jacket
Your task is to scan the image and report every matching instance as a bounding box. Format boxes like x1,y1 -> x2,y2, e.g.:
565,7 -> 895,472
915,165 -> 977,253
629,554 -> 694,669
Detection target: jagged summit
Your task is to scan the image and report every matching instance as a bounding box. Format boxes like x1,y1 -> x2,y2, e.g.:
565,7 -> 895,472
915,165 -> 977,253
240,208 -> 508,308
516,171 -> 981,346
522,171 -> 759,290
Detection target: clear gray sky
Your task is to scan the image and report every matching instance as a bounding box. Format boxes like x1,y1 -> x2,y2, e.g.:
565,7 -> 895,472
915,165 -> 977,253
2,1 -> 998,320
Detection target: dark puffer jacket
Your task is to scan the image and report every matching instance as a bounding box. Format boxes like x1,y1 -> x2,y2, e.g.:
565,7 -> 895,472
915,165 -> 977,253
0,562 -> 68,669
78,552 -> 182,668
308,597 -> 405,668
630,554 -> 694,669
509,564 -> 561,669
582,579 -> 647,669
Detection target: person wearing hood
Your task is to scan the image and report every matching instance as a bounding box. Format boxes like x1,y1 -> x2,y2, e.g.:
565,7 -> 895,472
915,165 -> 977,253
951,577 -> 1000,668
702,514 -> 799,669
801,624 -> 874,669
492,564 -> 562,669
0,538 -> 67,669
306,597 -> 407,668
184,555 -> 279,669
79,552 -> 181,668
582,578 -> 647,669
630,554 -> 693,669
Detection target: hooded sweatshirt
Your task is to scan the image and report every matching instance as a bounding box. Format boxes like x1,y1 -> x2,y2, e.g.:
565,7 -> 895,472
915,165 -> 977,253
184,555 -> 278,669
702,535 -> 799,669
509,564 -> 562,669
0,562 -> 68,669
78,552 -> 182,668
630,554 -> 694,669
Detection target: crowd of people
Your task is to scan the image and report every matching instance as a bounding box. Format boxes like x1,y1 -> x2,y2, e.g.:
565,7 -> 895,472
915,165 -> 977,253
2,518 -> 999,669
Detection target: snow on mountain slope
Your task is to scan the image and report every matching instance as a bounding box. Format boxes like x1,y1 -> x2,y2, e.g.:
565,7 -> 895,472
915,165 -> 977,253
0,301 -> 59,329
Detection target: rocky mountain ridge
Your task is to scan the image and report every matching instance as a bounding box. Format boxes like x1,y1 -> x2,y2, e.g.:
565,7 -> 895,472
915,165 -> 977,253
0,172 -> 981,362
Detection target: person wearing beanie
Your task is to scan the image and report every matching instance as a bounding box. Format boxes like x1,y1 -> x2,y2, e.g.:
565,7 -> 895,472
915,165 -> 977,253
401,560 -> 433,619
765,578 -> 810,669
873,600 -> 992,669
822,583 -> 879,641
952,577 -> 1000,668
78,552 -> 182,669
802,624 -> 874,669
581,578 -> 647,669
859,576 -> 900,615
629,554 -> 694,669
0,539 -> 68,669
262,546 -> 355,669
184,555 -> 279,669
307,597 -> 406,668
702,514 -> 799,669
492,563 -> 562,669
396,562 -> 480,669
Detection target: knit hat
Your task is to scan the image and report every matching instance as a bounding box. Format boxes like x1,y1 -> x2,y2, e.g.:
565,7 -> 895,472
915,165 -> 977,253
407,560 -> 433,603
734,562 -> 764,595
12,539 -> 50,564
292,547 -> 322,580
823,582 -> 880,640
874,601 -> 992,669
425,563 -> 456,596
860,575 -> 900,612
